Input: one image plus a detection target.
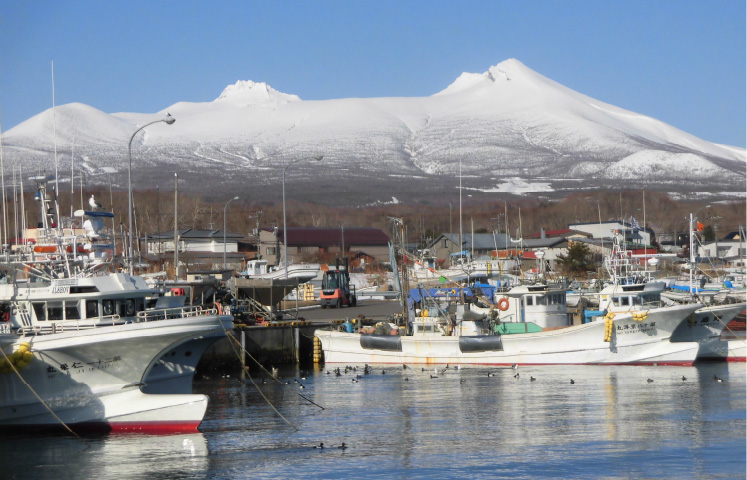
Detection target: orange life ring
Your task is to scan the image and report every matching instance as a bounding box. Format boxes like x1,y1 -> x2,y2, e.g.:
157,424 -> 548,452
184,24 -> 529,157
497,297 -> 509,311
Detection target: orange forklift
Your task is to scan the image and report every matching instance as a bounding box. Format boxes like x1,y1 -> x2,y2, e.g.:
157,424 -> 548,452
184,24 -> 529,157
319,258 -> 357,308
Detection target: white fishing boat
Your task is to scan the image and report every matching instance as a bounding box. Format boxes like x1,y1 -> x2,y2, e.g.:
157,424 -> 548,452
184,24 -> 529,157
242,259 -> 320,283
0,269 -> 233,433
0,177 -> 234,433
314,297 -> 701,365
589,280 -> 746,362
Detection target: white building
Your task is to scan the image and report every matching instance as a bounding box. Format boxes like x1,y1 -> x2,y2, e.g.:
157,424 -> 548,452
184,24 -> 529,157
568,220 -> 653,246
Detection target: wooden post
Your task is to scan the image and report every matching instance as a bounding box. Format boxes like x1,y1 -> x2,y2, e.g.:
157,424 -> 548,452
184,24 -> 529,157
240,329 -> 246,378
294,327 -> 300,364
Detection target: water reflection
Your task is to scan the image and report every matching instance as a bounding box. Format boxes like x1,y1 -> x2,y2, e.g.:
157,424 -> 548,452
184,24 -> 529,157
0,432 -> 208,479
0,363 -> 743,479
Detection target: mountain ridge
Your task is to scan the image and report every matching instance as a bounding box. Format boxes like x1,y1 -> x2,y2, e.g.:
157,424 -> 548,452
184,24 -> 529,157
2,59 -> 744,206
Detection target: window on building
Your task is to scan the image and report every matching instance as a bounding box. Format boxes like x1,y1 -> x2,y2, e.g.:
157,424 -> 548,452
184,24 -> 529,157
266,247 -> 276,255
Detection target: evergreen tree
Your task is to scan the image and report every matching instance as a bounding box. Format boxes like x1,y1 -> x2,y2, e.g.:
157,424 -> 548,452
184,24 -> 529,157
556,242 -> 595,276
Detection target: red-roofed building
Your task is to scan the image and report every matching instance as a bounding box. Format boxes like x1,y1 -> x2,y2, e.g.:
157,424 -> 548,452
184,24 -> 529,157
259,227 -> 390,266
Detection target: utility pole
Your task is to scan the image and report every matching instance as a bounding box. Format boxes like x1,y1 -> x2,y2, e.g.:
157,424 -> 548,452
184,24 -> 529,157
708,213 -> 722,262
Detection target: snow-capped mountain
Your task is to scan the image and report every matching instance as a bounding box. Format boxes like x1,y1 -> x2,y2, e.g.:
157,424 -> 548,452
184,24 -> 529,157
2,59 -> 744,206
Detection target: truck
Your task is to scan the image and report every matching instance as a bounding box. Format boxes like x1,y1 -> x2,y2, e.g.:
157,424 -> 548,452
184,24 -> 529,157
319,258 -> 357,308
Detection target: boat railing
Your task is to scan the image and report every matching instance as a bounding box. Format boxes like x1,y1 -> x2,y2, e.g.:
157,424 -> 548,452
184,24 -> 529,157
136,305 -> 215,322
13,306 -> 218,337
16,314 -> 125,336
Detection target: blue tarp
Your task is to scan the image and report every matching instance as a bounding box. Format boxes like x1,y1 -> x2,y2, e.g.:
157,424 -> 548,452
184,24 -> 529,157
472,282 -> 496,299
584,309 -> 605,323
409,287 -> 474,302
670,284 -> 715,293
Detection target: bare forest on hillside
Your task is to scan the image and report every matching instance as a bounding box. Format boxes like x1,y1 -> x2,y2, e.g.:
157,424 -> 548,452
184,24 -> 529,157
7,189 -> 744,252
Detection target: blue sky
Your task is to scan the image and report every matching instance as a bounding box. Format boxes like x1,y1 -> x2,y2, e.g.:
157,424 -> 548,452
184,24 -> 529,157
1,1 -> 744,146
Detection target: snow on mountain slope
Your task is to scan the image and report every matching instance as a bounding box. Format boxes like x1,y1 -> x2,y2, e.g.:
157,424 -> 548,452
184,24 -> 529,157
1,59 -> 743,205
598,150 -> 730,180
4,102 -> 134,146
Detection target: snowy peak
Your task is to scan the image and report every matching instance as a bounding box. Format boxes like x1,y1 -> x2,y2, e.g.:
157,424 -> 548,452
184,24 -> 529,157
214,80 -> 301,105
4,102 -> 133,145
435,58 -> 537,96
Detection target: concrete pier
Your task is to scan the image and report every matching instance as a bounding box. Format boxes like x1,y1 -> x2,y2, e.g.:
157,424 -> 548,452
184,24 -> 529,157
198,321 -> 346,373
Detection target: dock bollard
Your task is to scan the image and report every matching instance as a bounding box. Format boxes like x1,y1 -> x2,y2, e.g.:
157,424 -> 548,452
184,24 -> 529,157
313,336 -> 322,364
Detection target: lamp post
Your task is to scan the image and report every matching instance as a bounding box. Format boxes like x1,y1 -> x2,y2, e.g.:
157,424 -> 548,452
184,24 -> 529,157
282,155 -> 323,278
127,114 -> 175,275
223,196 -> 239,269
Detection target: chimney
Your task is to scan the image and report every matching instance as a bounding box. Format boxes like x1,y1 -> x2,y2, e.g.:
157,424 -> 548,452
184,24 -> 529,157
541,227 -> 546,239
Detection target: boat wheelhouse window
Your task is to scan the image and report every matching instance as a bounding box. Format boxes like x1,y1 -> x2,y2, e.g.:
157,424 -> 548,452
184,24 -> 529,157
47,302 -> 64,321
641,293 -> 659,305
526,296 -> 534,306
70,286 -> 99,294
32,302 -> 46,321
86,300 -> 98,318
535,296 -> 547,306
115,300 -> 125,317
124,299 -> 137,317
620,297 -> 630,306
65,302 -> 81,320
102,299 -> 114,316
632,296 -> 643,306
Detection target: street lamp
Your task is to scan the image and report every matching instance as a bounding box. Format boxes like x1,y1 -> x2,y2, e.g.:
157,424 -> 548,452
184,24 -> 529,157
223,196 -> 239,269
127,113 -> 175,275
282,155 -> 323,278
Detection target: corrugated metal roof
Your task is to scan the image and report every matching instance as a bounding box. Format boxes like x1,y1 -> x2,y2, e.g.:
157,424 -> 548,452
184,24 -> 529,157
146,229 -> 245,240
277,227 -> 390,247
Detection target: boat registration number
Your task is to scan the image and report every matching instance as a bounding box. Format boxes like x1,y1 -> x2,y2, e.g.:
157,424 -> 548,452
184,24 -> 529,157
51,286 -> 70,294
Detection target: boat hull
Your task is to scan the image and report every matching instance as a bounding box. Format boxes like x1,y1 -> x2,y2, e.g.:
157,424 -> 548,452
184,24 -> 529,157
670,303 -> 746,360
0,314 -> 233,432
316,304 -> 702,366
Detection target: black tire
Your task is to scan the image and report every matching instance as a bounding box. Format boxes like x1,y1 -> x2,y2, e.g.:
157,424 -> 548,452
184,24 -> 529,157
351,296 -> 357,307
321,304 -> 327,309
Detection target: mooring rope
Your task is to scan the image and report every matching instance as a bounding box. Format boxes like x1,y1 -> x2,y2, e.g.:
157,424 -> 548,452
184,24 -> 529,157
0,347 -> 89,448
220,324 -> 313,429
712,308 -> 747,346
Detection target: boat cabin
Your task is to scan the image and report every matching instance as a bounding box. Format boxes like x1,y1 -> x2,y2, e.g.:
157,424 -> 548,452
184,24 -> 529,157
494,284 -> 571,329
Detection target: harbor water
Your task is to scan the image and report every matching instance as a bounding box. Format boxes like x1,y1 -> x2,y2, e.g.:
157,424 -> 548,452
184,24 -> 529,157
1,362 -> 744,479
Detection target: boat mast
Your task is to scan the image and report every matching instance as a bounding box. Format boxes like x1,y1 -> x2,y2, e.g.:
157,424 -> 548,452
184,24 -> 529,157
689,213 -> 695,300
459,158 -> 463,263
174,172 -> 179,279
70,134 -> 75,217
0,115 -> 7,251
51,61 -> 61,234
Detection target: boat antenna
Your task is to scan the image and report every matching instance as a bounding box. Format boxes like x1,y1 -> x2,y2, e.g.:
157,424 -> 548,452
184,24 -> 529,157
51,60 -> 61,234
0,112 -> 7,251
